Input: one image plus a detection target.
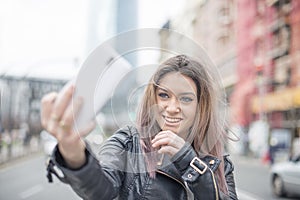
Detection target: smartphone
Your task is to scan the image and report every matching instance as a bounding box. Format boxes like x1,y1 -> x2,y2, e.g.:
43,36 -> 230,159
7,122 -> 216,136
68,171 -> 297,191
63,44 -> 132,132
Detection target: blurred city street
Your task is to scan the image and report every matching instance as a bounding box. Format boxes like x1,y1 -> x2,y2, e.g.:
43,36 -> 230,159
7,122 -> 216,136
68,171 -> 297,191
0,0 -> 300,199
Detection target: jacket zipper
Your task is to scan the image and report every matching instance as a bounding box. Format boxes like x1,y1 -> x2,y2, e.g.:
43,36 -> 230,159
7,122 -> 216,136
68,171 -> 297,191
157,169 -> 219,200
156,170 -> 189,199
209,168 -> 219,200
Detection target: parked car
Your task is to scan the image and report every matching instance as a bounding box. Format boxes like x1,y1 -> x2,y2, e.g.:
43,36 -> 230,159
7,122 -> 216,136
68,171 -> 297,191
270,155 -> 300,198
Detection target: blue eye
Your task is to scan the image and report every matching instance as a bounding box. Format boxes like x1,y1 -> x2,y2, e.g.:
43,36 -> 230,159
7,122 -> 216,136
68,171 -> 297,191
180,96 -> 193,103
158,92 -> 169,99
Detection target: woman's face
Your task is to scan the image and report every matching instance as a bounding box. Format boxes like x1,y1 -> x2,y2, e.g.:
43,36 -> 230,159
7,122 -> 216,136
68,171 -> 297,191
155,72 -> 198,139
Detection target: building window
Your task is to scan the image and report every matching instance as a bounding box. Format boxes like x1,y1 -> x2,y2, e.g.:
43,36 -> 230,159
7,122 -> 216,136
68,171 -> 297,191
271,25 -> 291,59
273,55 -> 291,89
217,0 -> 234,26
256,0 -> 266,17
217,31 -> 230,48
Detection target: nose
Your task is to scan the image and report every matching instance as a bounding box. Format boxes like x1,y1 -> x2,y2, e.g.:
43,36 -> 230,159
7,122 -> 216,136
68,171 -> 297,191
166,97 -> 180,113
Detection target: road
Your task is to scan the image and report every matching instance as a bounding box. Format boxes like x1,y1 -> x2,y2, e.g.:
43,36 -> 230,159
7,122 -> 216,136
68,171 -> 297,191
0,153 -> 298,200
232,156 -> 298,200
0,154 -> 80,200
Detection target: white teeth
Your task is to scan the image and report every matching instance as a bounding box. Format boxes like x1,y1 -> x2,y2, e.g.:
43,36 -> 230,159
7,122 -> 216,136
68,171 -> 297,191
164,116 -> 181,123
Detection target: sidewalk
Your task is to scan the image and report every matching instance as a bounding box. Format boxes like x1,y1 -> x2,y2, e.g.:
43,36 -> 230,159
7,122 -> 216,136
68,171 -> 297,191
231,154 -> 271,169
0,136 -> 42,166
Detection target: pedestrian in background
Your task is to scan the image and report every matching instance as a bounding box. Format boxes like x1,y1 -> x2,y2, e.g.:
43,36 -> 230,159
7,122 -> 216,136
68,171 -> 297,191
41,54 -> 238,199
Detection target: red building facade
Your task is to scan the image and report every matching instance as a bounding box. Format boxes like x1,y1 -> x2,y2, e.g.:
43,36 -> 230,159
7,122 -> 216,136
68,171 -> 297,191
230,0 -> 257,127
231,0 -> 300,157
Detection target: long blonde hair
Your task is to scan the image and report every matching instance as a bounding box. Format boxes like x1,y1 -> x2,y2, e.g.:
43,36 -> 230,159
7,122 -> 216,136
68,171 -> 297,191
136,54 -> 228,193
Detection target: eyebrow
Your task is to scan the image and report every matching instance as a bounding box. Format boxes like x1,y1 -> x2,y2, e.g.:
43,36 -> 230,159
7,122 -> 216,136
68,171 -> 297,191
156,86 -> 196,97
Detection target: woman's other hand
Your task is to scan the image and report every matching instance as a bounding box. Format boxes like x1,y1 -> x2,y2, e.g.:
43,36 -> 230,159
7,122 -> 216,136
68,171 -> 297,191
151,130 -> 185,157
40,84 -> 95,168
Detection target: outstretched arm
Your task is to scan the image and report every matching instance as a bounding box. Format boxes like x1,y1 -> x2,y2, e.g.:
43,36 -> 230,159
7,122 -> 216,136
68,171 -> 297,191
49,135 -> 127,200
40,84 -> 94,168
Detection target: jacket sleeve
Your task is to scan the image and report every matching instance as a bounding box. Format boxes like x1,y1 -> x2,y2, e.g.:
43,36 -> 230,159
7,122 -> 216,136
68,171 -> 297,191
171,143 -> 238,200
48,131 -> 130,200
221,155 -> 238,200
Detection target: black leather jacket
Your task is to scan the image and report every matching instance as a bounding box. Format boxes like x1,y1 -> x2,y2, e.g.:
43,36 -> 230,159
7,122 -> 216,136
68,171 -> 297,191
47,126 -> 238,200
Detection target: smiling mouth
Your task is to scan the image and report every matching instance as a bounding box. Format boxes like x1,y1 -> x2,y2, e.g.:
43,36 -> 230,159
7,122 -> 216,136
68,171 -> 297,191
163,116 -> 182,124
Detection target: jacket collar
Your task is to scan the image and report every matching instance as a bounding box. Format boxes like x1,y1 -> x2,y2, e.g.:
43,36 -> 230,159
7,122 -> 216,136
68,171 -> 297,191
200,155 -> 222,172
157,155 -> 185,184
156,154 -> 222,184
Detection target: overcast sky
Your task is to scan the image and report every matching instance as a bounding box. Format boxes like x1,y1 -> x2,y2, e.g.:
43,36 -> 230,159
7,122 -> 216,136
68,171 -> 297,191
0,0 -> 184,69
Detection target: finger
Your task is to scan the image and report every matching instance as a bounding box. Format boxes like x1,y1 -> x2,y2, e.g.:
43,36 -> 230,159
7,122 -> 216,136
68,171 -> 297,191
153,132 -> 186,150
152,137 -> 172,148
40,92 -> 58,127
52,84 -> 75,121
41,92 -> 61,136
58,96 -> 83,135
158,145 -> 178,156
48,85 -> 74,136
152,130 -> 175,144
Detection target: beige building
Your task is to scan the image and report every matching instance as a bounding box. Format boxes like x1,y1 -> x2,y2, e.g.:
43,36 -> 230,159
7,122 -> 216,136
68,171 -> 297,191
159,0 -> 237,90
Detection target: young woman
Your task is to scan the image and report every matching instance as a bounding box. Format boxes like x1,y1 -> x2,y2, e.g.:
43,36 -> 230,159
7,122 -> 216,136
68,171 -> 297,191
41,55 -> 238,200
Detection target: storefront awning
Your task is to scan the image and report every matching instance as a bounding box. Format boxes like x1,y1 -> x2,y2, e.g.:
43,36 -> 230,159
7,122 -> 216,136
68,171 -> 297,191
252,87 -> 300,113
